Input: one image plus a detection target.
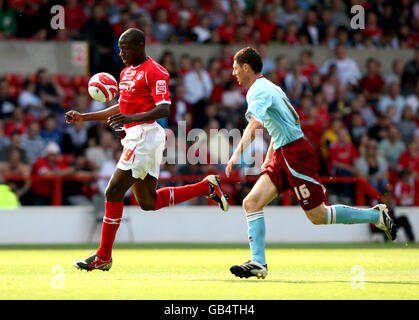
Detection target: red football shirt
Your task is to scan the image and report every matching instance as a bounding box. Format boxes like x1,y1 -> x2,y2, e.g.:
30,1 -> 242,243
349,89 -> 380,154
118,57 -> 171,128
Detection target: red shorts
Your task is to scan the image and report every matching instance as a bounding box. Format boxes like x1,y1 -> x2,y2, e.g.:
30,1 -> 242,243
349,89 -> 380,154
262,137 -> 326,210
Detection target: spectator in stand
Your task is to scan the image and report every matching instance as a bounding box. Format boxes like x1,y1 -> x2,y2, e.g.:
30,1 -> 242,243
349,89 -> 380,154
355,138 -> 389,193
299,49 -> 317,78
159,50 -> 179,92
335,26 -> 351,48
0,77 -> 16,119
330,0 -> 350,30
397,140 -> 419,176
218,45 -> 234,70
112,9 -> 136,38
183,57 -> 213,128
178,53 -> 192,77
405,80 -> 419,115
173,11 -> 195,43
301,7 -> 322,46
17,79 -> 45,119
64,0 -> 87,39
274,55 -> 289,85
233,23 -> 252,45
284,21 -> 299,46
208,0 -> 226,29
379,2 -> 399,32
378,123 -> 406,171
368,113 -> 391,142
255,9 -> 278,44
170,84 -> 190,126
0,148 -> 31,204
312,92 -> 330,130
378,28 -> 397,49
253,46 -> 273,76
320,117 -> 345,161
0,119 -> 8,150
321,64 -> 340,104
40,115 -> 62,147
207,57 -> 222,81
85,130 -> 116,171
378,80 -> 406,120
319,44 -> 361,88
4,107 -> 27,136
359,58 -> 385,105
62,121 -> 89,155
0,131 -> 28,165
81,4 -> 114,74
63,154 -> 96,206
328,85 -> 347,118
152,7 -> 174,42
352,30 -> 365,49
277,0 -> 302,29
221,80 -> 245,111
397,105 -> 417,145
192,13 -> 211,44
169,0 -> 199,28
20,121 -> 46,165
384,59 -> 405,88
328,126 -> 358,203
35,68 -> 64,115
363,11 -> 383,45
283,62 -> 311,105
347,111 -> 367,146
31,142 -> 74,205
394,169 -> 416,207
402,48 -> 419,94
218,11 -> 236,44
270,26 -> 286,45
0,0 -> 17,38
299,95 -> 323,150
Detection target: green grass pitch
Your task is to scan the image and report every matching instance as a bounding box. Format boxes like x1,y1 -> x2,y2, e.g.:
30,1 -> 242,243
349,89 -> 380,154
0,243 -> 418,300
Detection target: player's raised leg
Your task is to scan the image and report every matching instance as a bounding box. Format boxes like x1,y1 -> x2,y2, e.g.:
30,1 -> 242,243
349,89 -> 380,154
132,174 -> 229,212
230,173 -> 278,279
73,168 -> 138,271
304,202 -> 397,241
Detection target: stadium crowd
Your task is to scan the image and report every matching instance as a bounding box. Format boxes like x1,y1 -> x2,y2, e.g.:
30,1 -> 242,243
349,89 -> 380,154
0,0 -> 418,207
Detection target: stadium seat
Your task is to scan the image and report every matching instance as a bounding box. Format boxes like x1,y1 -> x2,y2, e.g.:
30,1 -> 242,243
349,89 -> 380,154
55,74 -> 72,87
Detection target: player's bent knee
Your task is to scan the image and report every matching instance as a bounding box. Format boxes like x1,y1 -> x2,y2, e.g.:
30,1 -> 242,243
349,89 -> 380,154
140,201 -> 155,211
305,205 -> 327,225
105,183 -> 122,202
242,196 -> 261,214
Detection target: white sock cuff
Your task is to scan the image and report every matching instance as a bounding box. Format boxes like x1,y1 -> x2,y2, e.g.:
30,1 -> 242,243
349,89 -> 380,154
246,210 -> 264,222
326,206 -> 336,224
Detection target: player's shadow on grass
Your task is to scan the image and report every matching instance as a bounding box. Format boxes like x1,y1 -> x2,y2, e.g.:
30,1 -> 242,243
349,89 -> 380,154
198,279 -> 419,285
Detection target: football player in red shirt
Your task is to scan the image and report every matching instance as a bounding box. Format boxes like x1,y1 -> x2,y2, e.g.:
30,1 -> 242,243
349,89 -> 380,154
65,28 -> 228,271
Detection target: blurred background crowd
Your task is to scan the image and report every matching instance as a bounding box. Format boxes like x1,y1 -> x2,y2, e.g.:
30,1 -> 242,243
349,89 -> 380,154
0,0 -> 418,208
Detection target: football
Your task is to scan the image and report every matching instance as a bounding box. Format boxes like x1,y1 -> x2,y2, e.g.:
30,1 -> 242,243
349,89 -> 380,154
88,72 -> 118,102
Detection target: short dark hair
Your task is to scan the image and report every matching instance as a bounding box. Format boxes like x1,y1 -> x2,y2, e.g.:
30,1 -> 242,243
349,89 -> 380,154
234,47 -> 263,73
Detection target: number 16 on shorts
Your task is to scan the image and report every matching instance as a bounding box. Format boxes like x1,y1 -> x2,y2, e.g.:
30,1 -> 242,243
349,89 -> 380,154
294,184 -> 311,200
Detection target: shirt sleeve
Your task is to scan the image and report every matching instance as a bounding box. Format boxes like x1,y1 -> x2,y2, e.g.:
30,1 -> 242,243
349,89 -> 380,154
245,86 -> 271,124
147,65 -> 171,106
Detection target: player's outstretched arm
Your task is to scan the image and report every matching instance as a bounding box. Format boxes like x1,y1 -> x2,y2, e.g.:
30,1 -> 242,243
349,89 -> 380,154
225,116 -> 264,177
107,103 -> 170,129
65,104 -> 120,124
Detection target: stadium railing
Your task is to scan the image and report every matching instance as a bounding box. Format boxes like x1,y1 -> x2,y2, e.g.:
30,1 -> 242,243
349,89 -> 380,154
2,175 -> 387,206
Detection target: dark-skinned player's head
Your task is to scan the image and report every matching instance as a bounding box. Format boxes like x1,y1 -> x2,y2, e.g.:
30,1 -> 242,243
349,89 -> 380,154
118,28 -> 146,66
232,47 -> 263,86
